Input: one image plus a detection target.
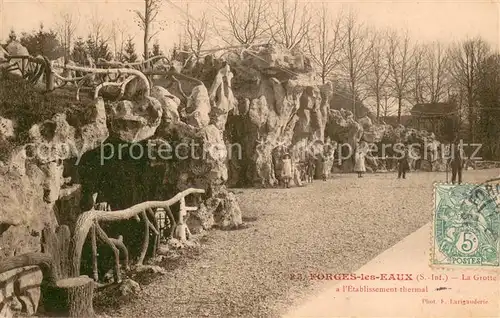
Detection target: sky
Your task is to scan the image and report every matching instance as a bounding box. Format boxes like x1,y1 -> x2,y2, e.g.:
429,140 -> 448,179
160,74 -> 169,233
0,0 -> 498,114
0,0 -> 499,55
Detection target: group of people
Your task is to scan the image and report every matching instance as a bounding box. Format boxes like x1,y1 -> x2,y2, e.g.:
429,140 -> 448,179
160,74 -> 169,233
353,142 -> 410,179
353,140 -> 465,184
279,139 -> 465,187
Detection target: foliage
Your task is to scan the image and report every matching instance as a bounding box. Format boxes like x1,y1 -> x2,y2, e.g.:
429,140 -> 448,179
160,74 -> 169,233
122,37 -> 138,63
19,24 -> 64,60
86,36 -> 112,61
7,29 -> 17,44
151,41 -> 162,57
477,54 -> 500,159
72,37 -> 87,65
0,78 -> 96,146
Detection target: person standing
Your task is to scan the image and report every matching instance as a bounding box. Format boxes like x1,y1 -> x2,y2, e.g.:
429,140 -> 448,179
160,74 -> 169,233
398,144 -> 410,179
354,143 -> 366,178
281,152 -> 293,188
449,142 -> 464,184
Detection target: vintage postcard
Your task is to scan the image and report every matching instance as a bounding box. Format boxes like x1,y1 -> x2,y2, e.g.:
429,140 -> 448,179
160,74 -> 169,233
0,0 -> 499,317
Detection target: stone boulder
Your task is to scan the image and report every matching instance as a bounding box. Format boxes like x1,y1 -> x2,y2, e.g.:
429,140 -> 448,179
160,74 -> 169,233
0,164 -> 57,258
208,65 -> 237,130
359,116 -> 387,143
24,98 -> 108,203
186,203 -> 214,234
108,96 -> 163,143
151,85 -> 180,131
0,116 -> 15,140
206,190 -> 243,229
0,97 -> 108,258
241,44 -> 313,79
182,85 -> 211,128
325,108 -> 363,147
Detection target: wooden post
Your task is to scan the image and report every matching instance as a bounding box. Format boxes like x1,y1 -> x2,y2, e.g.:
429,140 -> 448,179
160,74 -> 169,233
43,276 -> 95,317
42,56 -> 54,91
146,208 -> 159,259
91,224 -> 98,281
137,210 -> 150,266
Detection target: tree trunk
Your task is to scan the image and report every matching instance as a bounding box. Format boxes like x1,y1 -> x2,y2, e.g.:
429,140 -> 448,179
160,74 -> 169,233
467,92 -> 475,143
397,96 -> 402,125
376,93 -> 380,121
42,276 -> 95,317
352,83 -> 356,118
144,1 -> 150,60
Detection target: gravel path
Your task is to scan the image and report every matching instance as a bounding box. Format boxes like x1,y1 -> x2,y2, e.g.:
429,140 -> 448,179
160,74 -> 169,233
112,169 -> 498,318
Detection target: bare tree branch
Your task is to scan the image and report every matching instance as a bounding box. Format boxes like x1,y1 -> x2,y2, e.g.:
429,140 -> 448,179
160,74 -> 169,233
339,9 -> 373,117
385,30 -> 415,124
134,0 -> 164,59
448,37 -> 490,142
110,19 -> 128,61
55,9 -> 79,63
214,0 -> 271,46
88,10 -> 111,45
267,0 -> 312,50
306,5 -> 345,84
183,4 -> 209,60
411,43 -> 426,105
422,42 -> 450,103
366,29 -> 390,120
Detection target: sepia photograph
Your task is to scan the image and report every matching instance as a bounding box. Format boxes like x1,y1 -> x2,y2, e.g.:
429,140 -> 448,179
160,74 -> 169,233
0,0 -> 499,317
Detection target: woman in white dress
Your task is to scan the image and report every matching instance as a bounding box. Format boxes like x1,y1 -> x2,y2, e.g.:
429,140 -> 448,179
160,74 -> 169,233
281,152 -> 293,188
354,143 -> 366,178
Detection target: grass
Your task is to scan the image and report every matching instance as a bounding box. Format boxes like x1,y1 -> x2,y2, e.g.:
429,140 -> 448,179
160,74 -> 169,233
0,77 -> 97,160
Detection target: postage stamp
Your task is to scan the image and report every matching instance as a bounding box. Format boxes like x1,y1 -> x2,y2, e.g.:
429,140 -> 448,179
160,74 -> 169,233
432,182 -> 500,268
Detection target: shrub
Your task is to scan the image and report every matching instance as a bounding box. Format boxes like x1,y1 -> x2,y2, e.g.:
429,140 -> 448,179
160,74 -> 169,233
0,77 -> 97,155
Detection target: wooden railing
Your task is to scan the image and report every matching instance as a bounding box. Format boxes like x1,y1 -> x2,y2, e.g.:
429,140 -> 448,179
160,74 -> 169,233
70,187 -> 205,282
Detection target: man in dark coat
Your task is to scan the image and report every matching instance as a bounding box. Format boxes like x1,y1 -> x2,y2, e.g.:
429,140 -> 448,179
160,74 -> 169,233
398,144 -> 410,179
449,142 -> 464,184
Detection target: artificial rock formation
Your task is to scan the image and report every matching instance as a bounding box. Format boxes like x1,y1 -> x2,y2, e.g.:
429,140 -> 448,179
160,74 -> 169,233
210,44 -> 332,187
108,97 -> 163,143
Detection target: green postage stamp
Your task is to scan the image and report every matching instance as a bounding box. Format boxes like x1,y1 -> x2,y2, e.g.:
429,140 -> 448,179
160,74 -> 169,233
433,183 -> 500,267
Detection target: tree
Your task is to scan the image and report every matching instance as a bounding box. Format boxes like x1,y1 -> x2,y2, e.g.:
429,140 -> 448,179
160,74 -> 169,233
122,36 -> 138,63
7,29 -> 17,44
411,44 -> 426,104
366,30 -> 389,120
339,10 -> 373,118
422,42 -> 449,103
85,35 -> 112,61
306,5 -> 344,84
134,0 -> 165,59
110,19 -> 128,61
71,37 -> 87,65
86,11 -> 112,61
448,37 -> 490,142
267,0 -> 312,50
477,54 -> 500,159
215,0 -> 270,45
151,40 -> 162,57
20,24 -> 64,59
386,30 -> 415,124
184,5 -> 208,60
88,11 -> 110,48
55,10 -> 79,63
